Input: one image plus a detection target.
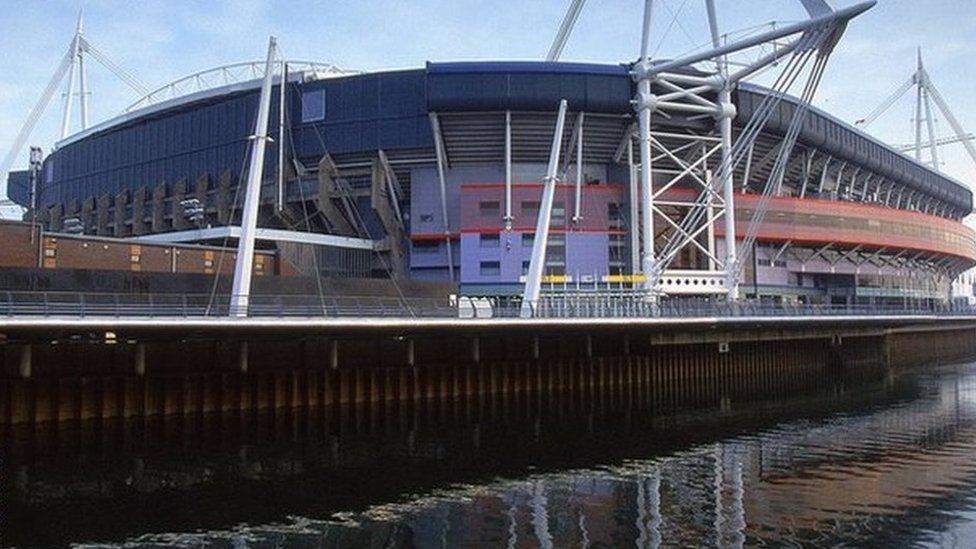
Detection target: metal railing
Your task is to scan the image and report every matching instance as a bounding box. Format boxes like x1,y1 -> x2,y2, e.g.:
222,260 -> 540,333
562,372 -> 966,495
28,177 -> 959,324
0,291 -> 973,321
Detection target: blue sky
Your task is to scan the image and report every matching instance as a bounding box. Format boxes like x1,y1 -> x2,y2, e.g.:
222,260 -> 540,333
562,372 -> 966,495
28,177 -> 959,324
2,0 -> 975,211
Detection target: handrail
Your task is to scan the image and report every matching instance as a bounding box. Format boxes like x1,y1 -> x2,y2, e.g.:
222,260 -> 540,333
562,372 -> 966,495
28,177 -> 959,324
0,290 -> 970,321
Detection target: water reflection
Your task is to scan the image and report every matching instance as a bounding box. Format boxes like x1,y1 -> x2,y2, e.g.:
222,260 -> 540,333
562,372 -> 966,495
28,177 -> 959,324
8,362 -> 976,547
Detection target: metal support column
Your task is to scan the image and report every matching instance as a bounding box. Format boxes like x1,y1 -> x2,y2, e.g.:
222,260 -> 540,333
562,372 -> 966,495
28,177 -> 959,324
922,83 -> 941,170
636,0 -> 657,295
59,30 -> 80,139
505,110 -> 513,230
277,61 -> 288,211
914,52 -> 924,162
628,139 -> 640,275
573,112 -> 584,224
706,0 -> 738,299
429,112 -> 456,280
521,100 -> 569,317
77,19 -> 89,131
230,36 -> 278,317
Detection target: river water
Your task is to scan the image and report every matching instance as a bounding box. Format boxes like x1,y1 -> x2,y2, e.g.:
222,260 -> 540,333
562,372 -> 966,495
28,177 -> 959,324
5,359 -> 976,547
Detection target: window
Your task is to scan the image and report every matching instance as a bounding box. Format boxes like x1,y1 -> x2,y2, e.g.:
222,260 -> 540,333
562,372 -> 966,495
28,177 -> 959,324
608,202 -> 624,229
522,260 -> 531,275
480,261 -> 501,276
480,233 -> 500,248
522,200 -> 541,217
479,200 -> 501,217
546,234 -> 566,265
551,202 -> 566,224
301,90 -> 325,122
413,241 -> 439,254
419,214 -> 434,223
609,233 -> 626,272
522,233 -> 535,247
546,265 -> 566,276
521,201 -> 567,222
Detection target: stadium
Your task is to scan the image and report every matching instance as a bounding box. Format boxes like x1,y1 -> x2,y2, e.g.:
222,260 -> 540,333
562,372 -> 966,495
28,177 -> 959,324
4,1 -> 975,307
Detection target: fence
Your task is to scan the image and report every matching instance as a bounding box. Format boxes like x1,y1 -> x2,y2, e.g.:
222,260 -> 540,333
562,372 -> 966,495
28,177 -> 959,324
0,291 -> 972,320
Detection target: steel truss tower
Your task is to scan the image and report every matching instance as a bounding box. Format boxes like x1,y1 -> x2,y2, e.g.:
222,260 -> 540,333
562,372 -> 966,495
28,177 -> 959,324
525,0 -> 875,311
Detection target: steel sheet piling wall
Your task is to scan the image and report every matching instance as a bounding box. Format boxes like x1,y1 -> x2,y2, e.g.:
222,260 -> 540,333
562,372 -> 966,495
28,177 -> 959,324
0,328 -> 911,427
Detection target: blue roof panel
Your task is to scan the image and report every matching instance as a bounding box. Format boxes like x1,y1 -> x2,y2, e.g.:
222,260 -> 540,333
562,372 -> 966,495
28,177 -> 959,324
426,61 -> 629,76
426,61 -> 633,113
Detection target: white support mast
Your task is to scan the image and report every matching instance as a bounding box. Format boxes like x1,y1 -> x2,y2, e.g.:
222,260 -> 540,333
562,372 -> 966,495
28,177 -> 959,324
230,36 -> 278,317
504,110 -> 513,230
862,47 -> 976,173
277,61 -> 288,211
1,14 -> 148,209
922,80 -> 940,170
573,112 -> 584,224
429,112 -> 456,280
706,0 -> 739,300
547,0 -> 587,61
635,0 -> 657,296
914,50 -> 924,162
77,14 -> 90,131
521,99 -> 569,317
59,18 -> 82,139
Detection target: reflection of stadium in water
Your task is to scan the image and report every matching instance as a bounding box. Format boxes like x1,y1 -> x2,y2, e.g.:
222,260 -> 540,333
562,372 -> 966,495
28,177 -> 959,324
332,368 -> 976,547
7,360 -> 976,546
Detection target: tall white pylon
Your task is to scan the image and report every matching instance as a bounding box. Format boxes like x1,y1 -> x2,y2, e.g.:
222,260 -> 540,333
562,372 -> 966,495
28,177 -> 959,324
60,12 -> 88,139
229,36 -> 279,318
857,47 -> 976,174
0,13 -> 148,203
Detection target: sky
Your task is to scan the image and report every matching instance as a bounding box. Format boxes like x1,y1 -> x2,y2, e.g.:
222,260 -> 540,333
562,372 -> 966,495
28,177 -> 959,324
1,0 -> 975,216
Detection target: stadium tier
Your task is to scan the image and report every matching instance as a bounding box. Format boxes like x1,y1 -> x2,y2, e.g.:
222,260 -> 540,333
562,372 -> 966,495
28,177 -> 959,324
7,61 -> 975,304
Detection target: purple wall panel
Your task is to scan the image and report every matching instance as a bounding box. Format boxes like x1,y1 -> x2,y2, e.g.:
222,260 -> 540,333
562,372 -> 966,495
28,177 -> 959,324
460,231 -> 528,284
409,166 -> 502,279
410,166 -> 503,235
459,183 -> 626,232
457,183 -> 627,288
566,233 -> 610,280
409,241 -> 447,268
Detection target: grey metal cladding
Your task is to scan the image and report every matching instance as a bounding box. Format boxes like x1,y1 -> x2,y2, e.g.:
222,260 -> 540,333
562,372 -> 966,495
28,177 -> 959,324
736,85 -> 972,210
28,61 -> 971,214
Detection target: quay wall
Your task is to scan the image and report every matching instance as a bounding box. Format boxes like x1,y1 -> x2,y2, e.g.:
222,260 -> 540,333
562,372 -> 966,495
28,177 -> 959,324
2,318 -> 956,426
